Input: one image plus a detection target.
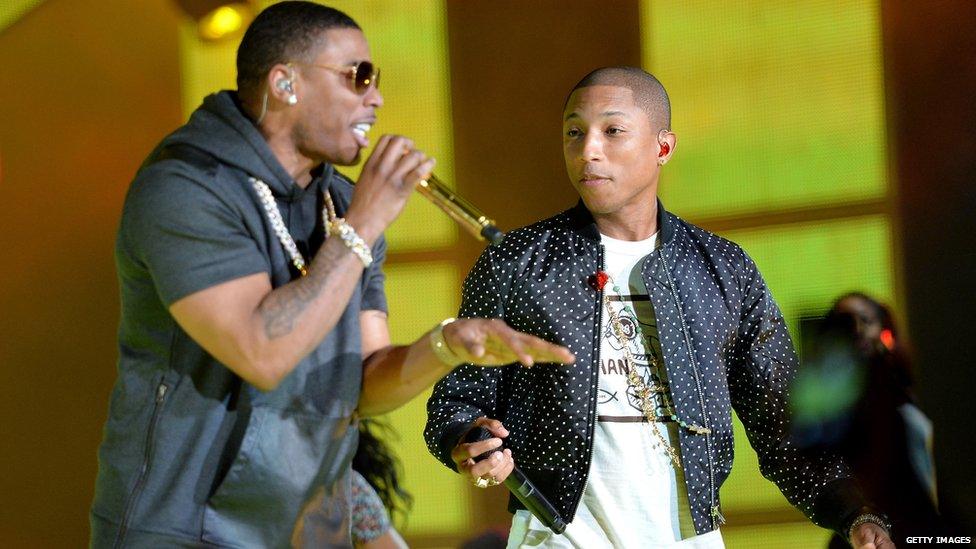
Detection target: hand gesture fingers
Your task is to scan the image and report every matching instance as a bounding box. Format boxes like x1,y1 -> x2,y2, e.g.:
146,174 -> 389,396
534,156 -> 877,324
489,448 -> 515,483
372,135 -> 414,177
390,149 -> 435,186
444,318 -> 575,367
347,134 -> 435,236
360,134 -> 394,173
451,435 -> 503,468
451,417 -> 508,467
478,417 -> 510,438
450,417 -> 513,485
496,329 -> 576,366
467,447 -> 507,479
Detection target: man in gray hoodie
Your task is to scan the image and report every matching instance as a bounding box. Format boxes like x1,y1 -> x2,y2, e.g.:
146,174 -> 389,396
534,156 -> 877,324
90,2 -> 560,547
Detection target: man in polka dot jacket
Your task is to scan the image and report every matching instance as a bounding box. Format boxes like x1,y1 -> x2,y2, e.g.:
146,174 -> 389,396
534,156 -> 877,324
425,67 -> 894,548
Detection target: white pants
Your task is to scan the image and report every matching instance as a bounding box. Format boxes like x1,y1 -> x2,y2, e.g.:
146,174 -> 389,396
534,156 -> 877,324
506,510 -> 725,549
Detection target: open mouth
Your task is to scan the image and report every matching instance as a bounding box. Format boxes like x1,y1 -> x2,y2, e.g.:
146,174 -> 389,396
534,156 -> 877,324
580,176 -> 611,186
352,122 -> 372,148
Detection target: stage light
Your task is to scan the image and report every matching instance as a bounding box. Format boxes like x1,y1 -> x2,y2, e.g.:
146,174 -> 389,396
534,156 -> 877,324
199,4 -> 249,40
173,0 -> 255,42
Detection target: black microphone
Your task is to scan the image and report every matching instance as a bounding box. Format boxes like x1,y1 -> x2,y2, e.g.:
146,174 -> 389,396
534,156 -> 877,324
463,426 -> 567,534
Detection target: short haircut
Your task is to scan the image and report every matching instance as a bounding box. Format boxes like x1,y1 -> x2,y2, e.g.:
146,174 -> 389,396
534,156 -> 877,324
567,66 -> 671,130
237,1 -> 360,97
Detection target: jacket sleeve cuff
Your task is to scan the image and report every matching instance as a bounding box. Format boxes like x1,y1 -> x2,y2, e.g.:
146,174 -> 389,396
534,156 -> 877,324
437,419 -> 478,472
810,477 -> 886,537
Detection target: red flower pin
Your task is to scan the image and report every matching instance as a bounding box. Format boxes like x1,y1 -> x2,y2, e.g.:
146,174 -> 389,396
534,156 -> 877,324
589,270 -> 609,291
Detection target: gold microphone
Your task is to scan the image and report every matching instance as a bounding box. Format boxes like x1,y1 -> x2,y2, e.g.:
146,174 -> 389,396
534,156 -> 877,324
416,174 -> 505,245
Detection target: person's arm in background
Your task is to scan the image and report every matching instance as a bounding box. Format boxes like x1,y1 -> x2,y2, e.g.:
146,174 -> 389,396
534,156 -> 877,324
728,250 -> 894,549
349,470 -> 407,549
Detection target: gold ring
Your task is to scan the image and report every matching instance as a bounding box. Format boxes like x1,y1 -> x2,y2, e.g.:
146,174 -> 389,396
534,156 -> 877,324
473,476 -> 490,489
487,477 -> 502,487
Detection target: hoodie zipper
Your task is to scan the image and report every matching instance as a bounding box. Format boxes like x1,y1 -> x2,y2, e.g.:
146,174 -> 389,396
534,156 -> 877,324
658,247 -> 719,531
569,243 -> 605,520
114,381 -> 169,548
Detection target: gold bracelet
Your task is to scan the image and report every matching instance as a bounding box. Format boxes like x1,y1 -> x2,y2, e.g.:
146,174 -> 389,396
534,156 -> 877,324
430,318 -> 463,366
326,217 -> 373,267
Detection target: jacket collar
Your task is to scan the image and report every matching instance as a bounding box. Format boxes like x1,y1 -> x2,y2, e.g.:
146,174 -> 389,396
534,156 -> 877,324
567,198 -> 676,244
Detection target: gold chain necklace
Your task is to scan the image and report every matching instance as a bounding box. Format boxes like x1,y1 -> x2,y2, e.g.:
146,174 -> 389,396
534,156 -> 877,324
251,177 -> 338,277
601,274 -> 712,470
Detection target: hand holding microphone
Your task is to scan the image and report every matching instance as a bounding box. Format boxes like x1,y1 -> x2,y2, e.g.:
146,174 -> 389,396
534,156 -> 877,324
453,417 -> 513,486
347,134 -> 505,246
345,135 -> 434,244
453,418 -> 568,535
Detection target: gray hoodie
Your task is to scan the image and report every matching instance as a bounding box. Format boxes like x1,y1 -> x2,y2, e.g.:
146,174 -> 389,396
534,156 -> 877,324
91,91 -> 386,548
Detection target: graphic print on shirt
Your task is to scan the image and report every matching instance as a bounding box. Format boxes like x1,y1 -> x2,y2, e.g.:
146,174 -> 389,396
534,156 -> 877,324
573,235 -> 703,545
599,273 -> 676,422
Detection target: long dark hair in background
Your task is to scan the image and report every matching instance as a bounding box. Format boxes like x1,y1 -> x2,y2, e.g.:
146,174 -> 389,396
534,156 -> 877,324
352,418 -> 414,524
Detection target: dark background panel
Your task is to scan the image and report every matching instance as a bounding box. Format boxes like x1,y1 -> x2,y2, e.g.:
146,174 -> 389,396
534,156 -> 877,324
883,0 -> 976,535
446,0 -> 644,268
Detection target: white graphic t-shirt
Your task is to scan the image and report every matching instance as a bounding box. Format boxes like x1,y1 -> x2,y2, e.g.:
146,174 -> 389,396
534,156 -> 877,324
507,233 -> 724,549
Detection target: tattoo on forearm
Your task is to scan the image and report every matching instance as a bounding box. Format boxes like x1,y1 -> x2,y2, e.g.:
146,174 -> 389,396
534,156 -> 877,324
259,239 -> 351,338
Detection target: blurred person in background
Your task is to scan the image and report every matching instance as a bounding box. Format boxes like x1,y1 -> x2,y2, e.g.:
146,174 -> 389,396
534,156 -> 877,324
828,293 -> 941,546
792,292 -> 942,547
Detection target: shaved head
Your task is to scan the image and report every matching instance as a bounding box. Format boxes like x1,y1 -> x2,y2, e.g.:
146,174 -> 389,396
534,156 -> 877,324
567,66 -> 671,131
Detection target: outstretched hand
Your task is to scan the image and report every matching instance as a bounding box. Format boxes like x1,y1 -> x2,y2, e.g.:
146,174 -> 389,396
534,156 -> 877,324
442,318 -> 575,367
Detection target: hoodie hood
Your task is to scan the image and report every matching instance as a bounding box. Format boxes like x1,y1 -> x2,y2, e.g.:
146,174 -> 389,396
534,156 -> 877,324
159,91 -> 326,201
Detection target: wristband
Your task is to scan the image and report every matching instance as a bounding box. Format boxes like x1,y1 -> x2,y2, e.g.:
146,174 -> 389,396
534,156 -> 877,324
848,513 -> 892,542
430,318 -> 464,366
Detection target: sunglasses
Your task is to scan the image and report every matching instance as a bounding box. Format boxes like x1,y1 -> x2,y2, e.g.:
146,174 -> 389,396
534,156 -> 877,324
302,61 -> 380,94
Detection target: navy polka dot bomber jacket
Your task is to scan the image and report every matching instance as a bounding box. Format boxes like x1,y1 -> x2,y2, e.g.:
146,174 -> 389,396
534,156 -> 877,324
425,200 -> 874,536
